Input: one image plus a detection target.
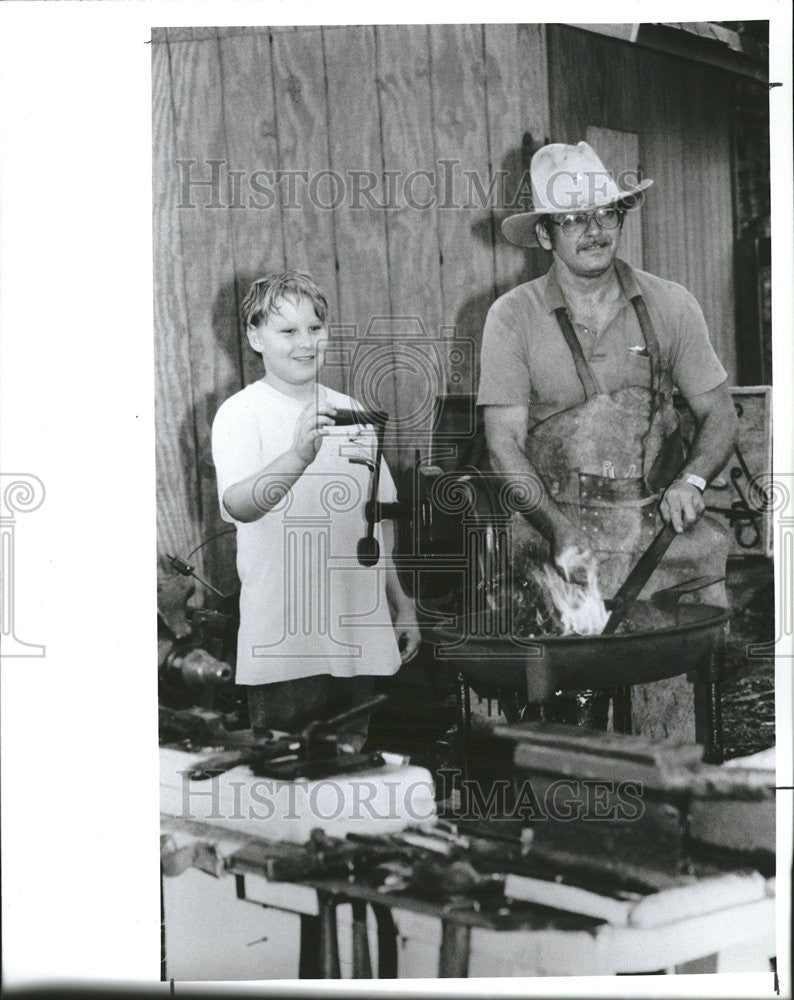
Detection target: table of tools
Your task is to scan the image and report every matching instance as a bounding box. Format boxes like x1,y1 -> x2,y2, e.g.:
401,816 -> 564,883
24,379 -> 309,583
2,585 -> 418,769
160,811 -> 776,979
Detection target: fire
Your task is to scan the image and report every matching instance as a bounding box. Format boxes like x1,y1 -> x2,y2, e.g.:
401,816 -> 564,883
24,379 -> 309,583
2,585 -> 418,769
532,547 -> 608,636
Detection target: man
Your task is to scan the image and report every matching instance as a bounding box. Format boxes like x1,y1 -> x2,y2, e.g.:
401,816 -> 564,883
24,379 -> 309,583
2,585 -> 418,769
478,141 -> 738,735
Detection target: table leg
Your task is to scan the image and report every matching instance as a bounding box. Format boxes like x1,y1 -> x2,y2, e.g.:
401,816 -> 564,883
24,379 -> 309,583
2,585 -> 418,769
318,893 -> 341,978
612,686 -> 632,734
351,900 -> 373,978
438,920 -> 470,978
455,672 -> 472,782
298,914 -> 321,978
701,622 -> 726,764
372,903 -> 398,978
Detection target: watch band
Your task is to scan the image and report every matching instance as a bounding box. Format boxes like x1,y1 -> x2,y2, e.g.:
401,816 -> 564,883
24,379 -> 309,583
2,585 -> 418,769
683,473 -> 707,493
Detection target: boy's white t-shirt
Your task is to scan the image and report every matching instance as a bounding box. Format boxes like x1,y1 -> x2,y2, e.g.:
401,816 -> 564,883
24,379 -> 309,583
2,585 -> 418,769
211,379 -> 402,685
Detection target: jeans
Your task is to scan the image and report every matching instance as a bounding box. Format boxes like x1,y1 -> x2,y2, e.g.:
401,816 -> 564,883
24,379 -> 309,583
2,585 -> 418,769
246,674 -> 375,750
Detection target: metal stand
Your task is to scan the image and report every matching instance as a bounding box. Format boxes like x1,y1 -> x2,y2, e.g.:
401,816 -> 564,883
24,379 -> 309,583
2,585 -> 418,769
699,621 -> 727,764
351,900 -> 373,978
372,904 -> 399,978
318,893 -> 341,978
612,686 -> 633,734
454,671 -> 472,781
438,921 -> 471,977
298,914 -> 321,978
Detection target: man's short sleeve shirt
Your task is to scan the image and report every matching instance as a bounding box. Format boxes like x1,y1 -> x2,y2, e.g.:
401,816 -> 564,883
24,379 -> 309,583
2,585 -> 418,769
477,260 -> 727,426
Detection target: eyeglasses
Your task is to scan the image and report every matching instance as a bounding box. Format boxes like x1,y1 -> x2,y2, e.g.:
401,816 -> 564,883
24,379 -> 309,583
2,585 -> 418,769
547,207 -> 624,237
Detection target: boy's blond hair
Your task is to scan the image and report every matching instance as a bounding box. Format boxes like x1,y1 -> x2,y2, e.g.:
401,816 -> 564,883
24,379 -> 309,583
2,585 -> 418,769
241,270 -> 328,330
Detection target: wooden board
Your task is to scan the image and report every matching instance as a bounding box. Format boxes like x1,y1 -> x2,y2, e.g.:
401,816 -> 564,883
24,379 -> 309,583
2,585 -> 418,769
217,27 -> 286,389
484,24 -> 531,302
429,25 -> 495,399
152,35 -> 203,574
270,26 -> 340,359
376,25 -> 445,466
166,28 -> 243,589
639,48 -> 688,291
323,26 -> 393,416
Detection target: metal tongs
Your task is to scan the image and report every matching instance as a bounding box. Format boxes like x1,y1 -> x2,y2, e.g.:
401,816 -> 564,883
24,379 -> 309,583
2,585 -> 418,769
601,522 -> 677,634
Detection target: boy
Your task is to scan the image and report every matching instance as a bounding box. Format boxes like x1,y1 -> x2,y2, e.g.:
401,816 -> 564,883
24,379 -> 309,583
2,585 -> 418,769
212,271 -> 420,746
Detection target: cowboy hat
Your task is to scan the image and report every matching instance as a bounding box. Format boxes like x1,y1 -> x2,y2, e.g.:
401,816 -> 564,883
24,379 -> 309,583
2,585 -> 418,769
502,141 -> 653,248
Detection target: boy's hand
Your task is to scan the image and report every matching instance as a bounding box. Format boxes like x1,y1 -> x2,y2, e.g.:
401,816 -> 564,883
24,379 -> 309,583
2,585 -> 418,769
393,604 -> 421,663
292,396 -> 337,465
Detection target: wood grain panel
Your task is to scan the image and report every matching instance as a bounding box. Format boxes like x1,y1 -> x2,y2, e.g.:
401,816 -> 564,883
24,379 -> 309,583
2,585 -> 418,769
166,28 -> 241,589
697,68 -> 737,381
680,62 -> 736,381
429,24 -> 495,395
152,35 -> 201,574
218,28 -> 285,389
517,23 -> 550,149
639,49 -> 688,286
323,25 -> 393,418
547,25 -> 639,140
484,24 -> 530,301
515,23 -> 555,285
375,25 -> 444,465
270,27 -> 341,389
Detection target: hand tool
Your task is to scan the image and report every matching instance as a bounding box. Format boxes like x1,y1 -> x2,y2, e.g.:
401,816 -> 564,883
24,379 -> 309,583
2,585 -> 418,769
601,521 -> 677,634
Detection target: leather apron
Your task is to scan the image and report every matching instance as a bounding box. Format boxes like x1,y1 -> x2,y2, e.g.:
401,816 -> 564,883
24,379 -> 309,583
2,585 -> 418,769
513,259 -> 728,608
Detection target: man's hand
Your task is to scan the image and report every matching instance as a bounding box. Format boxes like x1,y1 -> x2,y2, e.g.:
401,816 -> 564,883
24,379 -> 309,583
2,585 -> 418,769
291,396 -> 337,465
552,524 -> 594,585
660,479 -> 706,533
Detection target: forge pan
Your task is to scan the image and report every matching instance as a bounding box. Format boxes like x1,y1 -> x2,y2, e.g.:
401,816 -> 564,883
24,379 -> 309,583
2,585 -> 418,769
432,601 -> 730,702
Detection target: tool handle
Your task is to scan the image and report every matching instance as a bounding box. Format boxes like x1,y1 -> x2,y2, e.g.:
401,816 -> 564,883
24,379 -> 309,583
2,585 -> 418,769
332,406 -> 388,427
302,694 -> 388,740
602,521 -> 677,634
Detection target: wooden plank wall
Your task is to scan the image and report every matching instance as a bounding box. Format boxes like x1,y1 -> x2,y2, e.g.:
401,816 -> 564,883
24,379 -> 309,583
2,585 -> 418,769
152,24 -> 550,584
547,24 -> 737,382
154,23 -> 740,589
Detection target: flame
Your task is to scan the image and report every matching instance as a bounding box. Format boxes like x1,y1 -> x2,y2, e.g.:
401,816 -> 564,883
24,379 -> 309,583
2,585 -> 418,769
532,548 -> 608,636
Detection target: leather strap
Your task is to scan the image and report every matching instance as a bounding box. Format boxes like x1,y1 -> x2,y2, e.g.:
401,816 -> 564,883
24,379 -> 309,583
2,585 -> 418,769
629,292 -> 661,397
553,307 -> 600,400
552,266 -> 663,402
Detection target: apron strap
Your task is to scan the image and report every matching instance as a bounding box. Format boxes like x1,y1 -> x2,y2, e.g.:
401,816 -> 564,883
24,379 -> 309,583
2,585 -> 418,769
553,307 -> 600,401
614,258 -> 663,397
629,293 -> 661,397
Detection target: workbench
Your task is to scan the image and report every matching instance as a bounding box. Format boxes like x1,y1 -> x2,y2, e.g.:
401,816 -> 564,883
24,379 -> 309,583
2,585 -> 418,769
160,813 -> 776,979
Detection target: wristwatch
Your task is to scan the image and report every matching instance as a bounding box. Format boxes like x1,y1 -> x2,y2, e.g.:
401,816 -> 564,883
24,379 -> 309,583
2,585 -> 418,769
681,473 -> 707,493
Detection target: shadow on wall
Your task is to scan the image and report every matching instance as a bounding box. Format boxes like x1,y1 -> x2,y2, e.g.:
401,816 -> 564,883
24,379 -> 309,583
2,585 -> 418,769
173,272 -> 263,594
453,133 -> 550,373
